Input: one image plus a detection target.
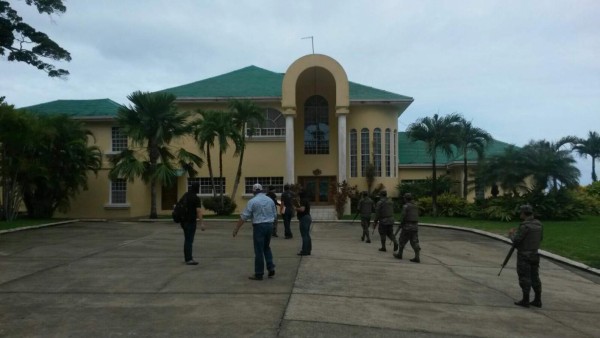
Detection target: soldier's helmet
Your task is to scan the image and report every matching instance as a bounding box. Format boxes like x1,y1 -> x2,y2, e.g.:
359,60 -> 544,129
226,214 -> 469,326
519,204 -> 533,214
403,193 -> 413,201
361,191 -> 368,197
379,190 -> 387,197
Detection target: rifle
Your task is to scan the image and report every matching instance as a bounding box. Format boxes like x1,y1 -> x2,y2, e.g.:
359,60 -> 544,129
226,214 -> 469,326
394,222 -> 402,237
498,246 -> 516,276
352,211 -> 360,223
371,221 -> 377,235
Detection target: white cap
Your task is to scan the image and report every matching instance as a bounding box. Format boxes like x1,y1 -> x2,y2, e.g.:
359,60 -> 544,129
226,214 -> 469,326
252,183 -> 263,192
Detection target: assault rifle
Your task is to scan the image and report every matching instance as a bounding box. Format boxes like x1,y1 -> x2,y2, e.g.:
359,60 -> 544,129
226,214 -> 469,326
498,245 -> 516,276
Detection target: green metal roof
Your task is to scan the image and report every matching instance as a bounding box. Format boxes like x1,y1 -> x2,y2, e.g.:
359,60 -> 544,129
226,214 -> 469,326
20,99 -> 121,117
398,131 -> 513,165
158,65 -> 413,101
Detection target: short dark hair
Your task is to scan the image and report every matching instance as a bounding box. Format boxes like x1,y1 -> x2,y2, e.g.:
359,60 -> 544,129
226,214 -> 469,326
189,182 -> 199,193
284,184 -> 290,191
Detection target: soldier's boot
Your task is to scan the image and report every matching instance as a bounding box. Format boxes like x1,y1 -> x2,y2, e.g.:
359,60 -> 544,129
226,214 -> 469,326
514,291 -> 530,308
409,249 -> 420,263
393,240 -> 399,252
393,248 -> 403,259
365,232 -> 371,243
531,288 -> 542,308
378,238 -> 387,252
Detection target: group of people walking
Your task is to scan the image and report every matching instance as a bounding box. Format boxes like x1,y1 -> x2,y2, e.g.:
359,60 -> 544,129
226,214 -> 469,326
178,183 -> 543,308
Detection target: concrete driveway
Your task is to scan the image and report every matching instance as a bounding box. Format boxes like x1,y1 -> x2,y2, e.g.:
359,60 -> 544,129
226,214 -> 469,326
0,220 -> 598,337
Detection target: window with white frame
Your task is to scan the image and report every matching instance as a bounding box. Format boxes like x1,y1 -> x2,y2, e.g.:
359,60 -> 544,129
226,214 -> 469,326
393,129 -> 397,177
385,128 -> 391,177
373,128 -> 382,177
111,126 -> 127,152
361,128 -> 370,177
244,177 -> 284,194
188,177 -> 225,195
246,108 -> 286,137
110,179 -> 127,204
350,129 -> 357,177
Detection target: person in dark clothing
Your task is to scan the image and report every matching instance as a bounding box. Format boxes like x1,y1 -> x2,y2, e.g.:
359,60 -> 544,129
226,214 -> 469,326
266,185 -> 281,237
357,191 -> 374,243
179,182 -> 203,265
280,184 -> 295,239
393,193 -> 421,263
509,204 -> 543,308
295,190 -> 312,256
373,190 -> 398,253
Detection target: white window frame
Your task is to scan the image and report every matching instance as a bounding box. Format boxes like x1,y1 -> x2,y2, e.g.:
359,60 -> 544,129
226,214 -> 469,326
373,128 -> 382,177
188,177 -> 225,196
385,128 -> 391,177
108,178 -> 128,206
111,126 -> 128,153
360,128 -> 370,177
350,129 -> 357,177
244,177 -> 284,195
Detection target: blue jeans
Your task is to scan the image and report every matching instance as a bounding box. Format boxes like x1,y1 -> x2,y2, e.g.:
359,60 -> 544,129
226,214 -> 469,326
299,215 -> 312,254
253,222 -> 275,276
181,222 -> 196,262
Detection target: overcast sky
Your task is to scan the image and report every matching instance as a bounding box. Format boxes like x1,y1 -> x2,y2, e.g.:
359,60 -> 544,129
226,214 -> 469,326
2,0 -> 599,184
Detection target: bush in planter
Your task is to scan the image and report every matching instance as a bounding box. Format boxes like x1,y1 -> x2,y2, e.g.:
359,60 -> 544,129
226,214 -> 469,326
202,195 -> 237,216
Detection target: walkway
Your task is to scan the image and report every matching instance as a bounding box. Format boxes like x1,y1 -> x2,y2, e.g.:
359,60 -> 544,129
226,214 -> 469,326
0,221 -> 598,337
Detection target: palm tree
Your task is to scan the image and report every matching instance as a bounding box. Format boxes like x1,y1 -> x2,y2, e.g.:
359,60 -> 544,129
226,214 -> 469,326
110,91 -> 202,219
193,110 -> 241,209
229,100 -> 265,199
406,113 -> 462,216
521,140 -> 580,192
567,131 -> 600,182
477,145 -> 529,196
456,117 -> 492,199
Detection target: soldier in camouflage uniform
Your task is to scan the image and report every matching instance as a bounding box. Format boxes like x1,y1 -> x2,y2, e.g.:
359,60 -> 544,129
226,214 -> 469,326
393,193 -> 421,263
372,190 -> 398,252
509,204 -> 543,308
357,191 -> 373,243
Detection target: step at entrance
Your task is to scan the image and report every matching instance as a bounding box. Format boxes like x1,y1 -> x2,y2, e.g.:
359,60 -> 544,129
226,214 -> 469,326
310,206 -> 337,221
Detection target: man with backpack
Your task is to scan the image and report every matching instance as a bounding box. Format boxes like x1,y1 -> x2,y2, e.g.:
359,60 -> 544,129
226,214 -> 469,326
178,182 -> 204,265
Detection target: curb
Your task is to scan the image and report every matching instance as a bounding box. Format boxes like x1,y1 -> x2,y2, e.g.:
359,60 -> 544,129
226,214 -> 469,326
420,222 -> 600,277
0,220 -> 80,235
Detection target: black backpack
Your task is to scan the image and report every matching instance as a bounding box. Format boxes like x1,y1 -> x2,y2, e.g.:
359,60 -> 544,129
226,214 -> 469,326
172,193 -> 189,223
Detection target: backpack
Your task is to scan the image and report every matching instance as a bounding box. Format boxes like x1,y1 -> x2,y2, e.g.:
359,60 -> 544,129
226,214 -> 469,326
172,193 -> 189,223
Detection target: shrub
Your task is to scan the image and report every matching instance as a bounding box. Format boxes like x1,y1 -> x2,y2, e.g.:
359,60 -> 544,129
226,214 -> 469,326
584,181 -> 600,198
202,196 -> 237,215
396,175 -> 458,200
436,193 -> 469,217
330,181 -> 358,219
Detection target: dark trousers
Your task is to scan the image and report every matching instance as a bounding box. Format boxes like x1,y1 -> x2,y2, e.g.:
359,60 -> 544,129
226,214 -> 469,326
361,216 -> 371,240
398,229 -> 420,253
253,222 -> 275,276
283,208 -> 293,237
181,222 -> 197,262
272,215 -> 279,236
378,223 -> 397,248
517,253 -> 541,295
299,214 -> 312,254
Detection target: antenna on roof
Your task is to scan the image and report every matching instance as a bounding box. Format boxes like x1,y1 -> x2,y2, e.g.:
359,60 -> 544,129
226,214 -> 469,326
301,36 -> 314,54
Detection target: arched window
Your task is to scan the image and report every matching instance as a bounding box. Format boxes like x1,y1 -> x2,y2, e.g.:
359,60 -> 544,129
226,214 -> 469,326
385,128 -> 391,177
373,128 -> 382,177
361,128 -> 370,177
304,95 -> 329,154
246,108 -> 285,137
350,129 -> 357,177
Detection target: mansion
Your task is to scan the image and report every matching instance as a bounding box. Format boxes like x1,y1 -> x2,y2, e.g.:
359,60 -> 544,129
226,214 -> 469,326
21,54 -> 509,219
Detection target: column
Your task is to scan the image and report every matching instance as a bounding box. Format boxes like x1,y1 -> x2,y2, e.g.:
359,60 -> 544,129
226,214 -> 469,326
336,108 -> 349,183
284,109 -> 296,184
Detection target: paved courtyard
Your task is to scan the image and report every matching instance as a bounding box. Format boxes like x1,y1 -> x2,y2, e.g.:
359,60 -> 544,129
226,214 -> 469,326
0,220 -> 598,337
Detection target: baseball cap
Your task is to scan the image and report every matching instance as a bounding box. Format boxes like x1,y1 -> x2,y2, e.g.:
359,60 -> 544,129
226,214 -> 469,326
252,183 -> 263,192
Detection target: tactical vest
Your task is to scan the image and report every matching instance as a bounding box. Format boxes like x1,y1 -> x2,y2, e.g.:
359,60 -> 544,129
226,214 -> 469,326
358,198 -> 374,216
516,219 -> 543,252
403,203 -> 419,223
377,198 -> 394,225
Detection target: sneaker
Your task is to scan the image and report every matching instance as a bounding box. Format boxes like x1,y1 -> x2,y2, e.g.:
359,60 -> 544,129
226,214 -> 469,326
248,275 -> 263,281
185,260 -> 199,265
268,270 -> 275,278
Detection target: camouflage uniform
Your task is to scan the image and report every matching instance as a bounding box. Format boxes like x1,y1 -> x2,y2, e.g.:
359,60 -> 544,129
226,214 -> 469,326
510,207 -> 543,308
373,192 -> 398,252
358,194 -> 374,243
394,197 -> 421,262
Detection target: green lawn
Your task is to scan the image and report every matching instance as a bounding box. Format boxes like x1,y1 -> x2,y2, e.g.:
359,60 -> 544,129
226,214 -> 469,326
420,215 -> 600,269
0,219 -> 60,231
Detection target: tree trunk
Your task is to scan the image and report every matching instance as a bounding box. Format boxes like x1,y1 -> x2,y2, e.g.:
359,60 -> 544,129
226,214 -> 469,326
432,157 -> 437,217
219,150 -> 224,212
463,149 -> 468,199
206,145 -> 216,197
231,137 -> 246,199
592,156 -> 597,182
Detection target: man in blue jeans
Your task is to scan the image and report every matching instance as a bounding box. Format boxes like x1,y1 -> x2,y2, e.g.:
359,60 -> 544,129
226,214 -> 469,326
233,183 -> 277,280
179,183 -> 204,265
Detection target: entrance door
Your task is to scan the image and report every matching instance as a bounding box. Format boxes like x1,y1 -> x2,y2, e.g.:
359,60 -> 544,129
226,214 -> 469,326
162,184 -> 178,210
298,176 -> 335,205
